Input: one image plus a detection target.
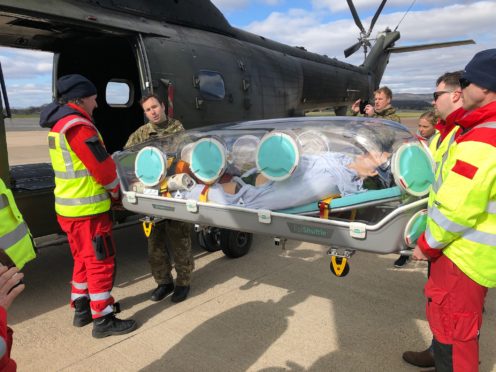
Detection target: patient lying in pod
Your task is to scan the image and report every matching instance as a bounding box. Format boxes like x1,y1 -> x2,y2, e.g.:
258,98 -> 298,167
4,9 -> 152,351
180,150 -> 392,211
118,117 -> 433,212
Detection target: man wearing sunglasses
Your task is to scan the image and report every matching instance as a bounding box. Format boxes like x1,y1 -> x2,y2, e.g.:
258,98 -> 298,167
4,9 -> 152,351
401,71 -> 466,368
412,49 -> 496,372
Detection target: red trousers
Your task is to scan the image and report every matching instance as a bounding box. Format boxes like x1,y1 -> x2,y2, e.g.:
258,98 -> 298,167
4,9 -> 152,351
0,307 -> 16,372
425,254 -> 487,372
57,213 -> 116,319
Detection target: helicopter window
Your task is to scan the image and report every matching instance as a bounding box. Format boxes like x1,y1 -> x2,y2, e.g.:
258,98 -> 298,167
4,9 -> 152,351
106,79 -> 133,107
197,70 -> 225,101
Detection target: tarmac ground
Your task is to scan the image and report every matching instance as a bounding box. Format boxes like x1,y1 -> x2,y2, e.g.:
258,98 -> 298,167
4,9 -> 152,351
4,118 -> 496,371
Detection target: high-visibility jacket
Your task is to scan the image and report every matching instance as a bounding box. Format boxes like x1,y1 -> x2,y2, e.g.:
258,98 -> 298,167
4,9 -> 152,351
0,178 -> 36,269
423,119 -> 496,287
428,125 -> 459,193
428,126 -> 458,161
48,116 -> 111,217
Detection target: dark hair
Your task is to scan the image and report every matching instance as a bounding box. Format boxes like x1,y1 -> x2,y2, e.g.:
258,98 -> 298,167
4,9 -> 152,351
374,86 -> 393,100
419,110 -> 438,126
436,71 -> 463,90
140,93 -> 165,106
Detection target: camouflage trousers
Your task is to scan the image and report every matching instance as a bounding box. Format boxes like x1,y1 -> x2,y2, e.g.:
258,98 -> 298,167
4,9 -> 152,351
147,220 -> 194,286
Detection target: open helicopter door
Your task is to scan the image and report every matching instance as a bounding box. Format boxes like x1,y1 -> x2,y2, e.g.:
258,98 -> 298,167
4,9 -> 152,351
0,60 -> 11,185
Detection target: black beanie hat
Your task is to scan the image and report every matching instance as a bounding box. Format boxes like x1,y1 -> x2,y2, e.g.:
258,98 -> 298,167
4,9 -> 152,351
462,49 -> 496,92
57,74 -> 97,100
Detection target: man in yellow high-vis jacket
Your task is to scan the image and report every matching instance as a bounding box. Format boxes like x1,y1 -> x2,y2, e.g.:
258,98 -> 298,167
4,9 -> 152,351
413,49 -> 496,371
401,71 -> 466,368
0,178 -> 36,269
0,177 -> 36,370
40,74 -> 136,338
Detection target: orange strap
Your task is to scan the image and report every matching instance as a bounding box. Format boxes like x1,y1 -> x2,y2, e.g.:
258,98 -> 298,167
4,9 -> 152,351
199,185 -> 209,202
318,194 -> 340,219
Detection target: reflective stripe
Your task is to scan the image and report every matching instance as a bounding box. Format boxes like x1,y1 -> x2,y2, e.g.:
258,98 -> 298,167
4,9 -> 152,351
432,177 -> 442,193
464,229 -> 496,246
425,227 -> 444,249
104,178 -> 119,191
59,135 -> 75,173
432,133 -> 457,193
477,122 -> 496,129
72,281 -> 88,290
0,195 -> 7,209
0,337 -> 6,359
71,293 -> 89,301
60,118 -> 93,134
89,291 -> 111,301
55,193 -> 109,206
57,118 -> 94,174
429,206 -> 469,234
488,201 -> 496,214
429,205 -> 496,246
54,169 -> 90,179
0,222 -> 28,250
91,304 -> 113,317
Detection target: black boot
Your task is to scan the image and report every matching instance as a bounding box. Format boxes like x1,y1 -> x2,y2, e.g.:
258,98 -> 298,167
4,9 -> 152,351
92,313 -> 137,339
150,283 -> 175,302
171,285 -> 190,303
394,255 -> 410,268
402,348 -> 435,368
73,297 -> 92,327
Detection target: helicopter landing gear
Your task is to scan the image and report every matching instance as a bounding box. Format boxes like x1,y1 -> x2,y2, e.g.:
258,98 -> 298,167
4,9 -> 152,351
327,248 -> 355,277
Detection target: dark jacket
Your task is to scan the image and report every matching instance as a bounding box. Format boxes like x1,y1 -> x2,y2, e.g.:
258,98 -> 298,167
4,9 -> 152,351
39,102 -> 85,129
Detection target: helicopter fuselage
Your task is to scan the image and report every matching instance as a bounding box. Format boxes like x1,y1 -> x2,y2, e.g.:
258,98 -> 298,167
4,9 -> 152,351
0,0 -> 390,238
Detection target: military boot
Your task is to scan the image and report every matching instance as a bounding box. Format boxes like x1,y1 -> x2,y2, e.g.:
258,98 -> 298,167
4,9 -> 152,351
73,297 -> 92,327
92,313 -> 137,339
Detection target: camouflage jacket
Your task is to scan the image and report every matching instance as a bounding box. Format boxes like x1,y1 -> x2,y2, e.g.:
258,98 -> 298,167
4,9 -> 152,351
125,118 -> 184,148
372,106 -> 401,123
351,105 -> 401,123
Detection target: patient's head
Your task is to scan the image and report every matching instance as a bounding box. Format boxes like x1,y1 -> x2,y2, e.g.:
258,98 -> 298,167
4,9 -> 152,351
349,151 -> 390,179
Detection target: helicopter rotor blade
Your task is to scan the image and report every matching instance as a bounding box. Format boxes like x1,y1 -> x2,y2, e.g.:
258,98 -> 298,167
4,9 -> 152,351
388,39 -> 475,53
344,41 -> 363,58
346,0 -> 366,33
369,0 -> 387,35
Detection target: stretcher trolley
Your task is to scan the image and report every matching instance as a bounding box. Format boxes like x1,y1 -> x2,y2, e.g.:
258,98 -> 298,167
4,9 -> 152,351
114,117 -> 434,276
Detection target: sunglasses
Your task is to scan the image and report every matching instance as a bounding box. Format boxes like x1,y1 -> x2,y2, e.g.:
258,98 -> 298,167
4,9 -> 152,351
433,91 -> 450,101
459,78 -> 471,89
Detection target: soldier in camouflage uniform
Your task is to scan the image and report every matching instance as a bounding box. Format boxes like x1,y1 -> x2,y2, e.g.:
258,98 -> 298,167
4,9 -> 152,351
125,93 -> 194,303
351,86 -> 401,123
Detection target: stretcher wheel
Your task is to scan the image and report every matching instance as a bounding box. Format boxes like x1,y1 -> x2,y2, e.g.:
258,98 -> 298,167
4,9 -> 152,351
199,227 -> 223,252
220,229 -> 252,258
329,257 -> 350,277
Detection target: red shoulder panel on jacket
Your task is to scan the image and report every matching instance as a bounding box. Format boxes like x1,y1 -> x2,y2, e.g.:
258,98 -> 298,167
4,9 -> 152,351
451,159 -> 478,180
457,127 -> 496,147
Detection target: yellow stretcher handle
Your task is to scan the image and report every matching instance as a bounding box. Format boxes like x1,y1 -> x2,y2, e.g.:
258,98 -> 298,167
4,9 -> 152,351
331,256 -> 348,277
160,179 -> 171,197
143,221 -> 153,237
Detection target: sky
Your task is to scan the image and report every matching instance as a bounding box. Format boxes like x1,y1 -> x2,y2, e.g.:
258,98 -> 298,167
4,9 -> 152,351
0,0 -> 494,108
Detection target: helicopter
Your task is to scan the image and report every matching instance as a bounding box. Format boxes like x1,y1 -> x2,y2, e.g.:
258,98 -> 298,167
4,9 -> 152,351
0,0 -> 473,250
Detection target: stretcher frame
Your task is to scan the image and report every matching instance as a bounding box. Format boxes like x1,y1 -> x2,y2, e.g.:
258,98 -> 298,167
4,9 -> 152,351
122,190 -> 427,254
